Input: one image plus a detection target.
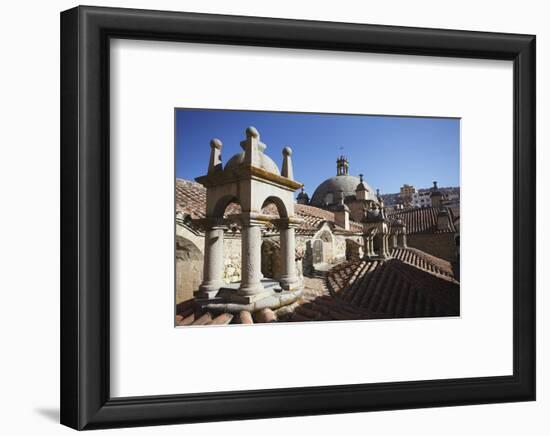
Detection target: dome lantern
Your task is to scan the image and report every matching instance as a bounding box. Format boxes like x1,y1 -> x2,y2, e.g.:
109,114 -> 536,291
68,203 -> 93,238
336,155 -> 349,176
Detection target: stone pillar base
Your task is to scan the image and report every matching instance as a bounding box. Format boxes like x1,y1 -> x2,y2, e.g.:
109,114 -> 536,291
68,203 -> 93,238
194,289 -> 220,300
195,281 -> 224,299
198,279 -> 303,314
279,276 -> 302,291
229,290 -> 274,304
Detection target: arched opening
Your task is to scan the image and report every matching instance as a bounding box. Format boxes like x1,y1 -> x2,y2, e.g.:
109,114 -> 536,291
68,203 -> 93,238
373,233 -> 381,254
261,196 -> 288,218
176,235 -> 203,304
312,239 -> 323,265
312,229 -> 334,265
212,195 -> 242,218
261,238 -> 281,280
260,196 -> 288,286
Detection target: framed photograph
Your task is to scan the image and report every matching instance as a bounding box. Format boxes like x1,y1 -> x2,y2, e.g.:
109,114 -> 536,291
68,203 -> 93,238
60,6 -> 536,430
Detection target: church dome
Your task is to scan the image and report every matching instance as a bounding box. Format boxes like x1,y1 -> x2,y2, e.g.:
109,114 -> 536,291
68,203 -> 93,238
310,175 -> 377,206
224,151 -> 280,175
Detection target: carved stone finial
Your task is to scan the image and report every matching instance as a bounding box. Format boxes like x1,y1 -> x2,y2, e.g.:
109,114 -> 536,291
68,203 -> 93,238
207,138 -> 223,174
210,138 -> 222,150
241,126 -> 266,165
246,126 -> 260,139
281,146 -> 294,180
359,174 -> 364,183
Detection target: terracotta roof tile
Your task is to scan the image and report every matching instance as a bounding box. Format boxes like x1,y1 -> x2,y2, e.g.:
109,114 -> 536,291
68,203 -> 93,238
176,247 -> 459,325
325,248 -> 459,318
388,207 -> 458,234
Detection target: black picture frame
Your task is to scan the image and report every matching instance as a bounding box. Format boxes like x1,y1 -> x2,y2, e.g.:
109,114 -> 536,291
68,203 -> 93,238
60,5 -> 536,430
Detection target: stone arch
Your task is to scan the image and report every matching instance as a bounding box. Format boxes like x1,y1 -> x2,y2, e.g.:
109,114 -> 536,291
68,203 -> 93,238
211,195 -> 241,218
175,235 -> 203,304
312,239 -> 324,265
261,196 -> 288,218
313,229 -> 334,264
318,229 -> 333,243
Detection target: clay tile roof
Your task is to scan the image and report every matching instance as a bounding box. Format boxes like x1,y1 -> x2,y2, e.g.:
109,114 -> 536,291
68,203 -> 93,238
388,207 -> 458,234
176,179 -> 362,234
176,178 -> 242,218
324,248 -> 459,318
175,179 -> 207,218
176,246 -> 459,324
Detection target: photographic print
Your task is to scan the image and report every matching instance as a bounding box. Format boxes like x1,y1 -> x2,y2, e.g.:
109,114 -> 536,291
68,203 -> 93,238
175,109 -> 460,326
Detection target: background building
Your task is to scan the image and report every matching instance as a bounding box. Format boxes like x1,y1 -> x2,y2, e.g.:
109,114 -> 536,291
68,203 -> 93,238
399,183 -> 417,206
412,190 -> 432,207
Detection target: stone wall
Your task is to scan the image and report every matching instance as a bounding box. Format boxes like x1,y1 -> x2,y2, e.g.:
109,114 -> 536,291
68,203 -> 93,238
345,237 -> 363,259
222,236 -> 242,284
175,233 -> 203,304
299,225 -> 351,274
262,236 -> 304,281
261,238 -> 281,280
333,235 -> 347,264
406,233 -> 457,262
175,223 -> 243,302
347,199 -> 367,223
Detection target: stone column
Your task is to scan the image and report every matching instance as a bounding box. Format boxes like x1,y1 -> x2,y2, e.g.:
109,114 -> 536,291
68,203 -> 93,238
391,233 -> 398,251
368,238 -> 375,257
363,233 -> 375,258
376,233 -> 389,259
196,220 -> 225,298
383,234 -> 391,258
398,232 -> 407,248
278,222 -> 300,291
384,233 -> 391,257
238,220 -> 266,299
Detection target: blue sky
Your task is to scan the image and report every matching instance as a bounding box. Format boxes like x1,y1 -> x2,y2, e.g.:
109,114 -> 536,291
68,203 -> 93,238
175,109 -> 460,195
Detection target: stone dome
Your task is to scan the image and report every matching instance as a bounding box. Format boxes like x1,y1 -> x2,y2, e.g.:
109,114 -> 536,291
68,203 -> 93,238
310,175 -> 377,207
224,151 -> 280,175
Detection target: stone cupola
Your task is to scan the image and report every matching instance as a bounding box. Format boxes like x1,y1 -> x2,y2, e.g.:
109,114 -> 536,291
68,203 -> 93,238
334,189 -> 350,230
355,174 -> 369,201
296,187 -> 310,205
194,126 -> 304,304
430,181 -> 443,208
336,155 -> 349,176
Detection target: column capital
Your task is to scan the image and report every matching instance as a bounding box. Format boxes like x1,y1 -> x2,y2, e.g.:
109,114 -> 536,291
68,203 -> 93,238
233,211 -> 271,227
191,217 -> 227,231
271,217 -> 303,230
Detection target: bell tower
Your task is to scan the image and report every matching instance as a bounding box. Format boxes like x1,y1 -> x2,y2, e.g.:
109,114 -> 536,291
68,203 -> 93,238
336,155 -> 349,176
